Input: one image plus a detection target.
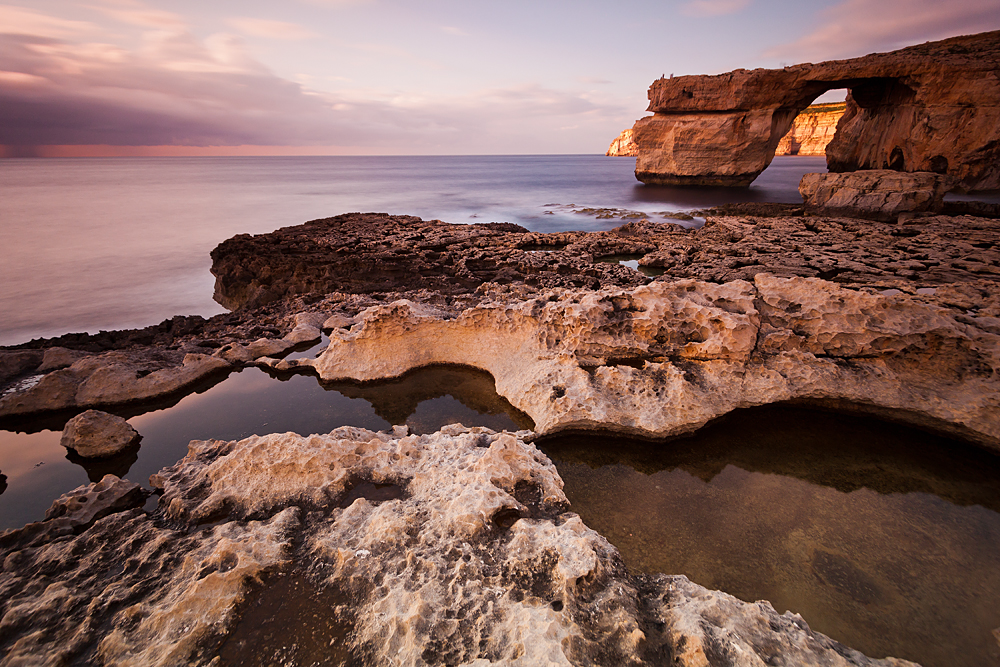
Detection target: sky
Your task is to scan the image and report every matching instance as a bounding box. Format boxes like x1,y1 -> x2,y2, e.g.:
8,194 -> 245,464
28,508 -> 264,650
1,0 -> 998,156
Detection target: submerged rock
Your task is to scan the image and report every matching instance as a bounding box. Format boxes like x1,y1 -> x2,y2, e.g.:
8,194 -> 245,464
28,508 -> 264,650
0,426 -> 917,666
60,409 -> 141,458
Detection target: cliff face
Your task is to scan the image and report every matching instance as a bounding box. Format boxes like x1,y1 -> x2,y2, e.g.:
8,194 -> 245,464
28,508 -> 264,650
606,128 -> 638,156
633,30 -> 1000,191
774,102 -> 845,156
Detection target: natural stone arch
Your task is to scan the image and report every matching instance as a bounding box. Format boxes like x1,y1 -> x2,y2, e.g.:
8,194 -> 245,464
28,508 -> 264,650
632,30 -> 1000,192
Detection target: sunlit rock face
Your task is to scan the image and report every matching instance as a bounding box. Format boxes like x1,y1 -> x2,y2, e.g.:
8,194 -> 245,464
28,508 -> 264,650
774,102 -> 845,156
606,128 -> 638,156
633,30 -> 1000,191
0,426 -> 918,666
297,275 -> 1000,450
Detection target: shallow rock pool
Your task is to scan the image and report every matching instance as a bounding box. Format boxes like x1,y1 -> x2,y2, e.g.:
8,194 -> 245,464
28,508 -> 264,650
538,405 -> 1000,667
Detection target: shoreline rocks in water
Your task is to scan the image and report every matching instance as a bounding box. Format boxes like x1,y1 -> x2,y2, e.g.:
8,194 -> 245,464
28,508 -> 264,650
0,426 -> 919,666
1,206 -> 998,666
60,409 -> 141,458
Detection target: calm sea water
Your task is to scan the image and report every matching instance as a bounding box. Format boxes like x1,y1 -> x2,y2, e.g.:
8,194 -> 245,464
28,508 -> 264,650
0,154 -> 825,346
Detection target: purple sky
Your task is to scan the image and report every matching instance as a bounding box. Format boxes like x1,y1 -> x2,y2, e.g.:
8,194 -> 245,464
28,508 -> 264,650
1,0 -> 998,155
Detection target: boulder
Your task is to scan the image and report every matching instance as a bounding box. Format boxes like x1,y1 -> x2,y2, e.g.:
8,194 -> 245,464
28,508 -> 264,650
60,409 -> 141,458
799,170 -> 951,221
633,30 -> 1000,191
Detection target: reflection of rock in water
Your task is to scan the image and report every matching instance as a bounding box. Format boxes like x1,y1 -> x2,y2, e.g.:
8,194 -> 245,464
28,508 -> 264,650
0,425 -> 916,667
66,441 -> 141,484
539,404 -> 1000,513
328,365 -> 534,433
538,404 -> 1000,667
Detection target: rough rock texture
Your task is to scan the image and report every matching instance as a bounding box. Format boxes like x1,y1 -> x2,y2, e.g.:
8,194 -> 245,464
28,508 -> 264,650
60,409 -> 141,458
633,30 -> 1000,190
209,212 -> 1000,316
799,170 -> 951,221
774,102 -> 845,156
0,313 -> 324,423
0,427 -> 917,666
606,128 -> 638,156
209,213 -> 658,311
293,275 -> 1000,449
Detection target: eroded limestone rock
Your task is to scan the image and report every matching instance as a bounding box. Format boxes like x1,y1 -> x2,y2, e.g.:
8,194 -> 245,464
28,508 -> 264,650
634,30 -> 1000,190
0,351 -> 231,418
606,128 -> 638,156
0,427 -> 917,666
800,171 -> 950,221
299,275 -> 1000,448
60,409 -> 141,458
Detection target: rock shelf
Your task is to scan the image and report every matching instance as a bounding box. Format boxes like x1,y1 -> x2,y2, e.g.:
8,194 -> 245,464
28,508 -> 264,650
1,208 -> 998,665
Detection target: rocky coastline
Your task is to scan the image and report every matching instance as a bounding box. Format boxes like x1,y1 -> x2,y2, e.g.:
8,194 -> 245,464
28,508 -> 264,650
1,198 -> 999,665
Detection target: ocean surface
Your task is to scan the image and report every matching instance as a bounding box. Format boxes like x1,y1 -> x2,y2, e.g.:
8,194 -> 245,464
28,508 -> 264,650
0,154 -> 826,346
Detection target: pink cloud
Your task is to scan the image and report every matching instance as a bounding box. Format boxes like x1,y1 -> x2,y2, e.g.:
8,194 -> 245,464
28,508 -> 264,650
766,0 -> 1000,62
0,6 -> 634,155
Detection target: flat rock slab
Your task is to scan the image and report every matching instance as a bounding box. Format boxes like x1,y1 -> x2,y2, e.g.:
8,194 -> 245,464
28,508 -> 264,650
60,409 -> 141,458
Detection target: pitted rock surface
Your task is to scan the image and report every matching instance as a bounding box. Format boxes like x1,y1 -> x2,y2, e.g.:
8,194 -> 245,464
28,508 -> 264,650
0,427 -> 917,666
295,275 -> 1000,448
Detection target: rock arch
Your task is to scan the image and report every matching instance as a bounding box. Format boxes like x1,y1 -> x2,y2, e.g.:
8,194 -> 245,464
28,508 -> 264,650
632,31 -> 1000,192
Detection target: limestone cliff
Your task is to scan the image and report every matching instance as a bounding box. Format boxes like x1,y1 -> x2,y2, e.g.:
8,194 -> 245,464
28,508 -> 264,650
774,102 -> 845,156
606,128 -> 638,156
633,30 -> 1000,191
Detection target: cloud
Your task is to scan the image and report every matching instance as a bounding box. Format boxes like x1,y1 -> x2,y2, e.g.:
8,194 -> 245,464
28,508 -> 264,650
440,26 -> 468,36
0,6 -> 635,155
0,6 -> 98,38
681,0 -> 750,18
91,0 -> 187,29
228,17 -> 319,40
766,0 -> 1000,62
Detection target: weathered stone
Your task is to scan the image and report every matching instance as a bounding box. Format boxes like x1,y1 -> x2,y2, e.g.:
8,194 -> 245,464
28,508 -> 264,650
0,350 -> 42,384
299,275 -> 1000,449
37,346 -> 92,372
606,128 -> 638,156
209,213 -> 653,311
775,102 -> 845,156
800,170 -> 951,221
0,350 -> 231,419
0,427 -> 917,666
634,30 -> 1000,190
60,409 -> 141,458
43,474 -> 146,527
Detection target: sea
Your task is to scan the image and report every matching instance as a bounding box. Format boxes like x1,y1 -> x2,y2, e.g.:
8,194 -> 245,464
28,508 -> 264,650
0,154 -> 826,347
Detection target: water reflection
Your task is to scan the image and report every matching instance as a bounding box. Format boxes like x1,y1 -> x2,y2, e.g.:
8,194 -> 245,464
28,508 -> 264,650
537,405 -> 1000,667
0,363 -> 529,532
595,254 -> 666,277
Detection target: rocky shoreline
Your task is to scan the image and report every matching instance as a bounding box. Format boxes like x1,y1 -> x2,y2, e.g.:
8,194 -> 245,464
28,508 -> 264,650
1,205 -> 999,665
